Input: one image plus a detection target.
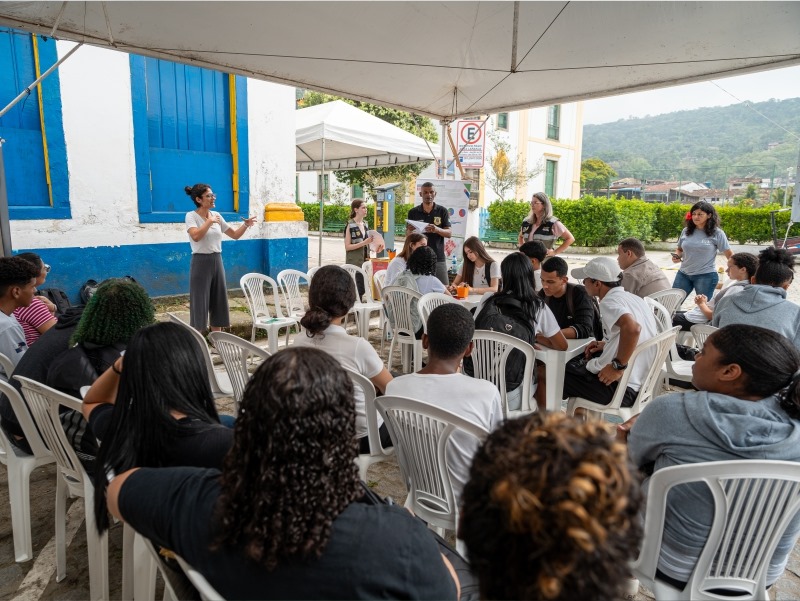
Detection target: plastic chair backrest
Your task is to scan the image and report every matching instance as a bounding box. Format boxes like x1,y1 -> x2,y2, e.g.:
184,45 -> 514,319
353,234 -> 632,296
613,326 -> 679,413
166,313 -> 231,397
647,288 -> 687,318
691,324 -> 718,351
240,273 -> 285,321
306,266 -> 321,281
344,368 -> 392,460
0,378 -> 51,459
470,330 -> 536,417
375,395 -> 489,531
15,376 -> 87,492
0,351 -> 15,380
632,460 -> 800,600
341,264 -> 371,304
174,554 -> 226,601
646,297 -> 673,333
373,270 -> 387,297
207,332 -> 270,412
381,286 -> 422,337
276,269 -> 309,317
418,293 -> 459,333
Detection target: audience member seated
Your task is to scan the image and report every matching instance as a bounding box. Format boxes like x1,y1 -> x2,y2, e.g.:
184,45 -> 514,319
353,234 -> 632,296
538,256 -> 601,340
447,236 -> 501,295
86,321 -> 234,533
0,257 -> 39,378
616,237 -> 671,298
619,324 -> 800,591
563,257 -> 659,408
673,252 -> 757,330
713,247 -> 800,348
13,253 -> 57,346
392,245 -> 450,337
384,233 -> 427,287
46,278 -> 155,465
386,303 -> 502,505
106,347 -> 459,600
461,412 -> 643,601
519,240 -> 547,291
293,265 -> 393,455
469,252 -> 567,411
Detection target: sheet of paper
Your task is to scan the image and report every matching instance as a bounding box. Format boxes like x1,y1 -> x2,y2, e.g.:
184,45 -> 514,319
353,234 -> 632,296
406,219 -> 428,234
368,230 -> 385,252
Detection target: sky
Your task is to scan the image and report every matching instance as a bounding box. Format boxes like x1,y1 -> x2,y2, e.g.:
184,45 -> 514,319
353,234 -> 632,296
582,65 -> 800,125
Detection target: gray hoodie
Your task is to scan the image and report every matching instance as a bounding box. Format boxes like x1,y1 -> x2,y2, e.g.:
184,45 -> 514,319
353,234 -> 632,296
713,284 -> 800,349
629,392 -> 800,585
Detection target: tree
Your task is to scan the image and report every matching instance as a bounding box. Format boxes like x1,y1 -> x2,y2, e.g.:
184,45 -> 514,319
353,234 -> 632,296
485,132 -> 543,200
300,91 -> 438,198
581,158 -> 617,194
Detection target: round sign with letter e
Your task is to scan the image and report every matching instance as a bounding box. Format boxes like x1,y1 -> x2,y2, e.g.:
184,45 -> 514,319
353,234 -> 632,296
456,120 -> 485,168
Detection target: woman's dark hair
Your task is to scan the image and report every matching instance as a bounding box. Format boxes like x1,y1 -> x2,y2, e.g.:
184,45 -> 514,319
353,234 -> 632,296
708,324 -> 800,418
754,247 -> 795,287
214,347 -> 361,569
15,252 -> 44,271
93,322 -> 220,532
493,252 -> 543,324
398,233 -> 427,261
461,236 -> 495,287
349,198 -> 365,219
730,252 -> 759,279
685,201 -> 720,236
300,265 -> 356,336
185,183 -> 211,208
407,246 -> 438,276
71,279 -> 155,346
461,412 -> 642,601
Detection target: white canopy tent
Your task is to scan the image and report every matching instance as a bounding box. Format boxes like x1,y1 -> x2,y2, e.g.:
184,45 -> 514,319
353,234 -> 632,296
295,100 -> 436,262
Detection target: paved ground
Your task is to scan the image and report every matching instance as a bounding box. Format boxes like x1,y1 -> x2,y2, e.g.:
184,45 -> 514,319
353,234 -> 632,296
1,235 -> 798,599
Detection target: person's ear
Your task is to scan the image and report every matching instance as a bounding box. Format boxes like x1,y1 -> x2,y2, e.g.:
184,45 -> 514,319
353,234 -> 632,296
719,362 -> 742,382
10,285 -> 20,299
421,333 -> 430,350
750,275 -> 756,284
462,340 -> 474,358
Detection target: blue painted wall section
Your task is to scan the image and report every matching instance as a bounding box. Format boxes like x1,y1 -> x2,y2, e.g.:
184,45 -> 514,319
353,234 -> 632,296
13,238 -> 293,303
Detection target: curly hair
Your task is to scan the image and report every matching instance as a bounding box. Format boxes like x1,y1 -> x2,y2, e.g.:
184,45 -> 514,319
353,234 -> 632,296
407,245 -> 438,276
685,201 -> 720,236
730,252 -> 758,279
300,265 -> 356,336
70,278 -> 155,346
426,303 -> 474,359
754,247 -> 795,287
0,257 -> 40,296
460,412 -> 643,601
213,347 -> 361,569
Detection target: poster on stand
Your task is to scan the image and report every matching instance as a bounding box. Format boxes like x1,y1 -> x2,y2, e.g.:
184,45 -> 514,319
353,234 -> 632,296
414,179 -> 471,275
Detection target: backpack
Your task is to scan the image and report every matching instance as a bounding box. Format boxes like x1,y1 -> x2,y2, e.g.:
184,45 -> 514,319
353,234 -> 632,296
546,283 -> 604,341
80,275 -> 139,304
465,295 -> 537,392
36,288 -> 72,316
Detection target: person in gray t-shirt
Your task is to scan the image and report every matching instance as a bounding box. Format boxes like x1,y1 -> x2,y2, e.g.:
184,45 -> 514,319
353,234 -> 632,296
671,201 -> 732,299
0,257 -> 39,378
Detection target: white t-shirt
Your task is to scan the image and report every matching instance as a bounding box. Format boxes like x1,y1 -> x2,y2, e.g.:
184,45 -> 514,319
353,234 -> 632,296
384,257 -> 407,287
292,324 -> 384,438
684,280 -> 747,323
588,287 -> 660,392
0,311 -> 27,379
185,211 -> 231,254
459,261 -> 501,289
385,373 -> 503,505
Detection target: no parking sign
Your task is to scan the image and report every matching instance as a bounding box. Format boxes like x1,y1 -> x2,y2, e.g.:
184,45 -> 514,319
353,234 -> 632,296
456,120 -> 486,168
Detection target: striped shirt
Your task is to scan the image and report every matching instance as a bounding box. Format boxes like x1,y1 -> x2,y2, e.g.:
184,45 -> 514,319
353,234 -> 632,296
13,297 -> 56,346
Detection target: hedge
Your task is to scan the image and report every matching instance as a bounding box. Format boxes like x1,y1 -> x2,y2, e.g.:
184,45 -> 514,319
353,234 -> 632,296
300,202 -> 414,233
487,197 -> 793,246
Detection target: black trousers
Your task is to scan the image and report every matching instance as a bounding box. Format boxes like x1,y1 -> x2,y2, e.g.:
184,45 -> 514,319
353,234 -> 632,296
563,355 -> 637,407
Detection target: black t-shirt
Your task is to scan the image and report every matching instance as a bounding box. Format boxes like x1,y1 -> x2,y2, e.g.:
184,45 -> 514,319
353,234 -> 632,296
89,405 -> 233,469
119,467 -> 458,600
407,203 -> 451,261
540,284 -> 598,339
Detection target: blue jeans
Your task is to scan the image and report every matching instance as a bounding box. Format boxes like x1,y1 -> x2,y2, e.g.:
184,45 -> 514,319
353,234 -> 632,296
673,270 -> 719,300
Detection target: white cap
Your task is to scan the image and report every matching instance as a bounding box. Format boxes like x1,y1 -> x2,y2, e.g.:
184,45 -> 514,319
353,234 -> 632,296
571,256 -> 623,283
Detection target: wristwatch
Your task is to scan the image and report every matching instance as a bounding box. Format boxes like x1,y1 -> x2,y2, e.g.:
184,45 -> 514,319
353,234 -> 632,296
611,358 -> 628,370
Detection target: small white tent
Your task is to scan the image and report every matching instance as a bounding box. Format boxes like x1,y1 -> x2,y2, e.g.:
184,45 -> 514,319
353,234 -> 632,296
296,101 -> 436,172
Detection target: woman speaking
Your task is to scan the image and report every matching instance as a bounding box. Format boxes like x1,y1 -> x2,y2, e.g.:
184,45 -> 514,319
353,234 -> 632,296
185,183 -> 256,332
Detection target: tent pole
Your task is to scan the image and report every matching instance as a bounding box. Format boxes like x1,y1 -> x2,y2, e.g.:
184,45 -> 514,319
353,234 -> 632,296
318,138 -> 325,265
0,140 -> 11,257
440,120 -> 447,179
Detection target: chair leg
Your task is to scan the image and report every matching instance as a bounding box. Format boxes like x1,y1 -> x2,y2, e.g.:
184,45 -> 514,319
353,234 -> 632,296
8,456 -> 36,562
55,473 -> 68,582
133,532 -> 157,601
84,486 -> 110,601
122,522 -> 135,600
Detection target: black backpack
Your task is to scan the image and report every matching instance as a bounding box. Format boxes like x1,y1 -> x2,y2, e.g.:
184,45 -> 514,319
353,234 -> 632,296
36,288 -> 72,316
464,295 -> 536,392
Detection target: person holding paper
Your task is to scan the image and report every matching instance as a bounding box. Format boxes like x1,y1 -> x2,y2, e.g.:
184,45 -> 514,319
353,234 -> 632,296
344,198 -> 381,298
407,182 -> 452,285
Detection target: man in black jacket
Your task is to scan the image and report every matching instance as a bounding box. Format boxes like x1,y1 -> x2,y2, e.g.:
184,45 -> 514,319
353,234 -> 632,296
538,257 -> 599,340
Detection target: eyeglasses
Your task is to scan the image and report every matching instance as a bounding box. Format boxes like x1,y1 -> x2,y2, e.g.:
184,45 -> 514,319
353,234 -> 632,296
202,193 -> 216,199
43,264 -> 51,273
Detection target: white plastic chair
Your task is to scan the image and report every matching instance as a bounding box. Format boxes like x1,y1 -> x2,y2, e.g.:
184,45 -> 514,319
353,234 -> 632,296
167,313 -> 233,399
375,395 -> 489,533
566,326 -> 679,422
373,271 -> 391,354
15,376 -> 109,600
175,554 -> 226,601
646,298 -> 694,389
276,268 -> 309,323
306,265 -> 321,281
0,351 -> 15,381
0,376 -> 55,562
344,368 -> 394,480
631,460 -> 800,601
207,332 -> 270,413
647,288 -> 688,318
470,330 -> 537,418
239,273 -> 299,353
381,286 -> 423,373
691,323 -> 718,352
341,264 -> 383,340
418,292 -> 459,334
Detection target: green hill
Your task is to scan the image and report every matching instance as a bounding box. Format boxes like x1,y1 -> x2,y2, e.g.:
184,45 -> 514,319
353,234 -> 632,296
582,97 -> 800,186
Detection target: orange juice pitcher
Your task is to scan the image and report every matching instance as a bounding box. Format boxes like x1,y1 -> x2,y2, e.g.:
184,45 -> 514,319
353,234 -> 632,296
456,284 -> 469,299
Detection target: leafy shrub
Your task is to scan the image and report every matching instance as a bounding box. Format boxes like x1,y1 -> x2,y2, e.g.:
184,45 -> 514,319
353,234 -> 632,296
300,202 -> 415,232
